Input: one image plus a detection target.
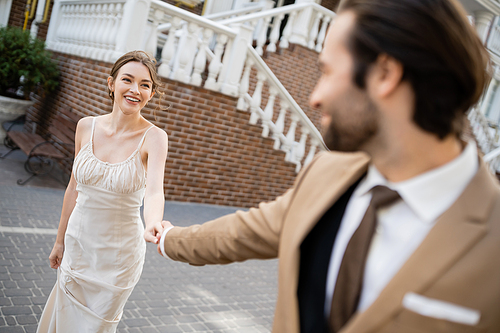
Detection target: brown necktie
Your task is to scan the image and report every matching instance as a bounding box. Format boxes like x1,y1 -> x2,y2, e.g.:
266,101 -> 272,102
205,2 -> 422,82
330,185 -> 400,332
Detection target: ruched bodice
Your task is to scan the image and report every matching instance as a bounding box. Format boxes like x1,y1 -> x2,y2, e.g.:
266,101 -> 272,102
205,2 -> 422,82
72,117 -> 152,194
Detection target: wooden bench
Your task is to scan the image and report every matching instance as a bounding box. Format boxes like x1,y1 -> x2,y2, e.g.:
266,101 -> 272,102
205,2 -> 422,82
0,107 -> 79,185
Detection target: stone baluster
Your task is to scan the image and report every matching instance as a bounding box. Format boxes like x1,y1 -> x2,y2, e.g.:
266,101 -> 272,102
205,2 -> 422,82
99,4 -> 114,59
64,5 -> 79,53
68,4 -> 80,52
284,114 -> 299,162
174,22 -> 199,84
303,138 -> 318,167
267,14 -> 284,53
145,9 -> 165,57
256,16 -> 272,55
237,57 -> 254,111
94,4 -> 109,59
308,11 -> 323,49
218,23 -> 253,97
191,28 -> 214,86
315,16 -> 331,52
249,71 -> 266,125
158,16 -> 182,78
205,33 -> 228,91
273,100 -> 288,149
105,4 -> 122,62
76,5 -> 91,56
82,4 -> 97,56
280,10 -> 297,49
474,11 -> 495,44
55,5 -> 69,51
262,87 -> 278,137
294,126 -> 309,172
87,4 -> 103,59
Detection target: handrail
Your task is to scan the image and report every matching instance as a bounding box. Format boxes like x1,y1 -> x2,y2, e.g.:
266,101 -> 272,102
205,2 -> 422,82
203,3 -> 266,21
151,0 -> 236,37
484,146 -> 500,162
246,45 -> 326,150
218,2 -> 333,25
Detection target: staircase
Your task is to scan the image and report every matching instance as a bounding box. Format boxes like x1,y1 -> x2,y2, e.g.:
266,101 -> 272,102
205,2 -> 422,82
37,0 -> 500,208
45,0 -> 334,174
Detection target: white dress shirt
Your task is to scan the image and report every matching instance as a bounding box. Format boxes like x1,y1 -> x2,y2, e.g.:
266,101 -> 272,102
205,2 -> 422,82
324,142 -> 479,316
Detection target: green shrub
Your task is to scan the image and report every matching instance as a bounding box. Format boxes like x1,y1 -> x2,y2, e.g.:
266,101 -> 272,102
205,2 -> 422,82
0,26 -> 59,100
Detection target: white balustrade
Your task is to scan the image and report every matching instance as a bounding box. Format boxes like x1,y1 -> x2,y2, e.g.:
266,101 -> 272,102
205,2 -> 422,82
219,2 -> 335,54
203,2 -> 266,21
47,0 -> 129,62
468,106 -> 498,155
484,147 -> 500,173
237,45 -> 327,172
487,21 -> 500,58
44,0 -> 329,171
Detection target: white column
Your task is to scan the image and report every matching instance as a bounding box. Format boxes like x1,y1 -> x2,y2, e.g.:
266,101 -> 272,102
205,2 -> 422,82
474,10 -> 495,44
0,0 -> 13,27
219,23 -> 254,97
114,0 -> 152,59
289,0 -> 315,47
46,0 -> 62,50
481,77 -> 497,116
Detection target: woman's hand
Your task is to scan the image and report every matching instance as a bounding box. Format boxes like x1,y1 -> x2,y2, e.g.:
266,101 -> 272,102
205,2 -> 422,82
144,221 -> 164,244
49,242 -> 64,269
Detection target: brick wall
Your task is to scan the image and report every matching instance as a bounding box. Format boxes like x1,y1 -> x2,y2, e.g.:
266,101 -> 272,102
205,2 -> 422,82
7,0 -> 53,40
27,53 -> 299,208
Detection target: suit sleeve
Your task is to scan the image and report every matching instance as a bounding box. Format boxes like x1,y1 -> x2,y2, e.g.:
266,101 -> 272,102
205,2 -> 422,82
162,153 -> 326,266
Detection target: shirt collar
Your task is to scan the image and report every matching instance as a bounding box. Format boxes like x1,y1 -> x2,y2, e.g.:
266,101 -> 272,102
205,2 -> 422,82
355,141 -> 479,223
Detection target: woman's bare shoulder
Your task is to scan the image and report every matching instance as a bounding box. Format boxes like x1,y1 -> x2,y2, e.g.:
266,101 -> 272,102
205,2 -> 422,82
144,125 -> 168,149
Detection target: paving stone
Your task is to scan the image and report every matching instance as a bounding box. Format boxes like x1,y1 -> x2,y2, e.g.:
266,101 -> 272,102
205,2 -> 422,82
0,327 -> 24,333
1,307 -> 33,316
0,169 -> 278,332
5,316 -> 17,325
123,318 -> 150,328
11,298 -> 32,306
14,315 -> 37,325
156,325 -> 183,333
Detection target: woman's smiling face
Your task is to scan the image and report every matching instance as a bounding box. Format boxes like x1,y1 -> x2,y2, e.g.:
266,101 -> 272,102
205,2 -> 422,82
108,61 -> 155,116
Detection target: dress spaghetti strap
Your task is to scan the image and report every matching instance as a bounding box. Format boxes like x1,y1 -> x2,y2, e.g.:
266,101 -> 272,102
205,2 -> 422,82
90,117 -> 96,146
137,126 -> 154,150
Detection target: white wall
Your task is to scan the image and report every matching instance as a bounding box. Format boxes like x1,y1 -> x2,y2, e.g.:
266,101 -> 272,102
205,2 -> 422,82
0,0 -> 13,27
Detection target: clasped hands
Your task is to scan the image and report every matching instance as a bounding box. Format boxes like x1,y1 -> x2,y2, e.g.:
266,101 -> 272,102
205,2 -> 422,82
143,220 -> 173,250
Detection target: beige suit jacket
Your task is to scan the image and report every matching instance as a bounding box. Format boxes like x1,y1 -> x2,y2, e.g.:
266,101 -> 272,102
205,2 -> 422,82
163,151 -> 500,333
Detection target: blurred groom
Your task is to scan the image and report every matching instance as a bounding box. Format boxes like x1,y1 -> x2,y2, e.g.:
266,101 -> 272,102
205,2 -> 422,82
158,0 -> 500,332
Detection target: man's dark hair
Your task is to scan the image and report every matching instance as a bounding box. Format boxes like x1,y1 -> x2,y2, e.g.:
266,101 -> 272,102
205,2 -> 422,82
339,0 -> 490,139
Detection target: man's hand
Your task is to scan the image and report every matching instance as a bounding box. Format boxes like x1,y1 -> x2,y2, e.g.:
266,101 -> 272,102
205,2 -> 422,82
157,220 -> 174,255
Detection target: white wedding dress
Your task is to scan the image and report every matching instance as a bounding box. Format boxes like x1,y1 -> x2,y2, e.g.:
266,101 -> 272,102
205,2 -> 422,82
37,118 -> 153,332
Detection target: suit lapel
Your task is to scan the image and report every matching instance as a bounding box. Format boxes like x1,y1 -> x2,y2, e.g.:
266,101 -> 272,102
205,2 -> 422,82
342,160 -> 499,333
287,152 -> 370,250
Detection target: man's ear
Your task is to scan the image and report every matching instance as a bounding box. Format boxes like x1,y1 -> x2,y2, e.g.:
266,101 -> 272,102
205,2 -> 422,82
368,54 -> 404,98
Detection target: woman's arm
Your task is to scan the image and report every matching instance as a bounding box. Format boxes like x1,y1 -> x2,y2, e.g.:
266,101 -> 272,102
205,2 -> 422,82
48,117 -> 91,269
143,127 -> 168,244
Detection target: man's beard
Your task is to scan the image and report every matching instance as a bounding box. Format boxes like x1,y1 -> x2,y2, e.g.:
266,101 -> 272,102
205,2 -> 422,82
322,93 -> 379,152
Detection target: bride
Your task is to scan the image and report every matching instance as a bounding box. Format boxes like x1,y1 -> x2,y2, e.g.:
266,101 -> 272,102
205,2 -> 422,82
37,50 -> 168,332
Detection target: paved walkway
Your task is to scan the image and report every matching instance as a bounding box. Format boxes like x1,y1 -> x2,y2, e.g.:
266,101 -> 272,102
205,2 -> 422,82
0,145 -> 278,333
